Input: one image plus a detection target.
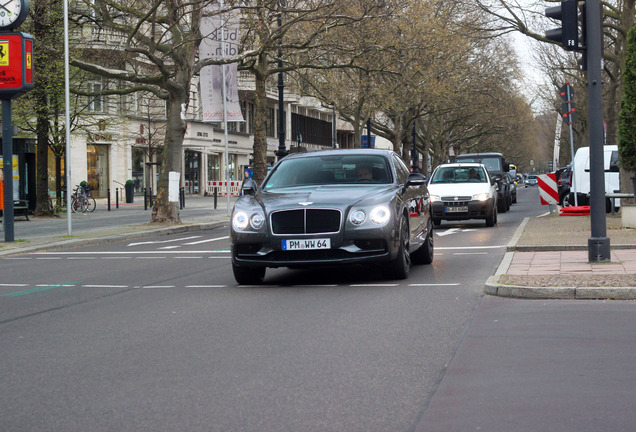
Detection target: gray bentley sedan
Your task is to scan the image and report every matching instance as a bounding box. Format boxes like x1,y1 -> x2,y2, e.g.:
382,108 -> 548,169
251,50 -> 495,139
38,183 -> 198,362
230,149 -> 434,284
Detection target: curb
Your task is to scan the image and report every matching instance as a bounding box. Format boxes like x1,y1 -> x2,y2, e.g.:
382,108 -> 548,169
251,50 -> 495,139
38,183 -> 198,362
484,216 -> 636,300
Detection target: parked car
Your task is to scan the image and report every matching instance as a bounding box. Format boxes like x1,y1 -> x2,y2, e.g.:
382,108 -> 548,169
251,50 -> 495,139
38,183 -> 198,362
453,152 -> 511,213
230,149 -> 434,284
556,165 -> 572,206
427,162 -> 498,227
525,174 -> 538,187
507,172 -> 517,204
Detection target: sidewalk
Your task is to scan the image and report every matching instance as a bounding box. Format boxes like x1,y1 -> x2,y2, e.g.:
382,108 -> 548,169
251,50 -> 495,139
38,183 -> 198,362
486,213 -> 636,299
0,195 -> 235,256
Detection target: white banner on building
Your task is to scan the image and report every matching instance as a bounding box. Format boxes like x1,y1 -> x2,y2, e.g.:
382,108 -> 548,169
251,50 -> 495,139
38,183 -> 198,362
200,5 -> 244,123
168,171 -> 180,202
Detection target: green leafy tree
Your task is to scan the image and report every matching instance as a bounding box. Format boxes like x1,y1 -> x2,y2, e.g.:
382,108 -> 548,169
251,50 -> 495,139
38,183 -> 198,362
618,24 -> 636,200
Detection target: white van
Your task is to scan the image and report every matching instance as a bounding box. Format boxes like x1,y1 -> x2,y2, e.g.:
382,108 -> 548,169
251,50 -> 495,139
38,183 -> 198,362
569,145 -> 620,211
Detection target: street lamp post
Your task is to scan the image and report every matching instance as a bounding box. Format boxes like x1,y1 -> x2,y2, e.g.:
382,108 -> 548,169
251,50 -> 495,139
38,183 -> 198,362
274,0 -> 288,160
411,122 -> 419,172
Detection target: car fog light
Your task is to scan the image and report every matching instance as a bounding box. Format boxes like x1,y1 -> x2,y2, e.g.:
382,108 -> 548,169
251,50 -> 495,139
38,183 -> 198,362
232,211 -> 249,231
350,210 -> 366,225
370,205 -> 390,225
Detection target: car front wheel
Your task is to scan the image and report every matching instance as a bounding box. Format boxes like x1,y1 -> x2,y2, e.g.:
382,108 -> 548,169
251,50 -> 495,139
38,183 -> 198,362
232,263 -> 266,285
387,216 -> 411,280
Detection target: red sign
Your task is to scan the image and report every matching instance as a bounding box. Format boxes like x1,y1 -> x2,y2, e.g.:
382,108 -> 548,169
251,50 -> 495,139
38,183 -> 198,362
538,173 -> 559,205
0,32 -> 34,99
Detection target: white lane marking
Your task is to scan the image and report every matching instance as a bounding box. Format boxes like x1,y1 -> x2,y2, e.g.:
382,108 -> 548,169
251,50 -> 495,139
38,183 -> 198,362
143,285 -> 175,289
350,284 -> 399,287
68,257 -> 97,260
4,257 -> 32,260
160,246 -> 180,250
175,256 -> 204,259
36,257 -> 62,260
184,236 -> 229,245
435,245 -> 505,250
127,236 -> 201,247
136,257 -> 167,259
82,284 -> 129,288
36,250 -> 230,255
453,252 -> 489,255
0,283 -> 29,287
186,285 -> 226,288
436,228 -> 460,237
408,283 -> 461,286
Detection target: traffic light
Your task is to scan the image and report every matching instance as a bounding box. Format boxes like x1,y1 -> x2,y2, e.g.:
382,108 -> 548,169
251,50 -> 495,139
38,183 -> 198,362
545,0 -> 579,50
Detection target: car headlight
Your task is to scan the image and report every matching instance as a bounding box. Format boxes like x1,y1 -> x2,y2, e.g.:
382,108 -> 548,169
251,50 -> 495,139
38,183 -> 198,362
250,213 -> 265,229
349,209 -> 366,225
369,205 -> 391,225
472,193 -> 490,202
430,195 -> 440,203
232,211 -> 265,231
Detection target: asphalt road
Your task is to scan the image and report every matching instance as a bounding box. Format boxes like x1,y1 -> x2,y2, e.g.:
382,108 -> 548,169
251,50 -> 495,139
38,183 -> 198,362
7,188 -> 631,431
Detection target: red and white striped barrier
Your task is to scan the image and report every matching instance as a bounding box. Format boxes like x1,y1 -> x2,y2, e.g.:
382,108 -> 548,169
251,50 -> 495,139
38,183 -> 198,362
538,173 -> 558,205
206,181 -> 241,196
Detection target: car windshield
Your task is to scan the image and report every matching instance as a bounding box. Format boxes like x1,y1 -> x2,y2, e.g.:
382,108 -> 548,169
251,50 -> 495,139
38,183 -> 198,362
430,166 -> 487,184
263,154 -> 392,189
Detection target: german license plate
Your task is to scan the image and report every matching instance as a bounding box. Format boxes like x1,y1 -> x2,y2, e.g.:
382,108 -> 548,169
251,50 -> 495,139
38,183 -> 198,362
282,238 -> 331,250
446,206 -> 468,213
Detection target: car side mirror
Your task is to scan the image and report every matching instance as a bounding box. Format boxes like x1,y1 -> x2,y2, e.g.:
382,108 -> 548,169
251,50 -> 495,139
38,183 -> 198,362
242,178 -> 257,196
406,172 -> 427,187
491,178 -> 496,186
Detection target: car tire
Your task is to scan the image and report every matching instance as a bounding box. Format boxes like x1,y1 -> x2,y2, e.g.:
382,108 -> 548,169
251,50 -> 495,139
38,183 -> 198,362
433,218 -> 441,226
497,196 -> 507,213
232,263 -> 266,285
412,219 -> 434,265
485,205 -> 496,227
387,216 -> 410,280
512,193 -> 517,204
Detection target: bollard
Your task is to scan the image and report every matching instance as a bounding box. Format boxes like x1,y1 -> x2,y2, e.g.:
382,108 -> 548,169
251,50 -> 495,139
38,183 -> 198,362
115,188 -> 119,209
107,188 -> 111,211
144,188 -> 148,211
214,187 -> 217,209
181,187 -> 185,209
149,187 -> 153,207
179,187 -> 184,210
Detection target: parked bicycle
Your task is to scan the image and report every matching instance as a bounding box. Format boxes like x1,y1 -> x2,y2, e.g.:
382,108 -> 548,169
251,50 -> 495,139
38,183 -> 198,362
71,184 -> 96,213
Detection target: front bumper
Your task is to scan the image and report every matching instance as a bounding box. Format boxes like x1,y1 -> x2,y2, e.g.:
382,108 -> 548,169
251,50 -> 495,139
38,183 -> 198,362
431,199 -> 493,220
231,226 -> 397,268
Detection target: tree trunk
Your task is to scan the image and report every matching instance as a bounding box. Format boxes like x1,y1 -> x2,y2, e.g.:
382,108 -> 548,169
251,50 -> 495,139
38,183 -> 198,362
252,69 -> 268,186
34,87 -> 53,216
151,94 -> 185,224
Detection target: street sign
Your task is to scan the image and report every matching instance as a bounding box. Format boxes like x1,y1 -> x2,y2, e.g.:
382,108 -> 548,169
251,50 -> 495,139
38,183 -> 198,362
538,173 -> 559,205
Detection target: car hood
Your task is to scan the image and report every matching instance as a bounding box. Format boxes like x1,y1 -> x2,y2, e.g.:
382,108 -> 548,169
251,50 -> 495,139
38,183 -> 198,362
239,185 -> 397,212
427,183 -> 491,197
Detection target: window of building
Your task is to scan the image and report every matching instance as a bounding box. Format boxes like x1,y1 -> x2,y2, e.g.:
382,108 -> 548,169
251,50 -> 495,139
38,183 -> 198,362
87,82 -> 104,113
266,107 -> 275,137
208,153 -> 220,181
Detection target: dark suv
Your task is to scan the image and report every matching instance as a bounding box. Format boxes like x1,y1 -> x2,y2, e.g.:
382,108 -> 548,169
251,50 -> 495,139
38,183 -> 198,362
556,165 -> 571,206
453,152 -> 511,213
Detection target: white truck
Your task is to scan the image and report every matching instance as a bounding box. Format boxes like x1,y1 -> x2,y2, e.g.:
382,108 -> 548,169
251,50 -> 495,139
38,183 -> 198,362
569,145 -> 620,212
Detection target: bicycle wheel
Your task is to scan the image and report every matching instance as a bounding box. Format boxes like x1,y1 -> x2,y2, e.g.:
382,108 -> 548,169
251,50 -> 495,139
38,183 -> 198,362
85,196 -> 96,212
71,197 -> 83,213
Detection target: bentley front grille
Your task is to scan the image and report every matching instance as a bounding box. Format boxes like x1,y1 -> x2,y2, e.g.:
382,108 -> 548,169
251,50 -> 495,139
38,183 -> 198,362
271,209 -> 341,235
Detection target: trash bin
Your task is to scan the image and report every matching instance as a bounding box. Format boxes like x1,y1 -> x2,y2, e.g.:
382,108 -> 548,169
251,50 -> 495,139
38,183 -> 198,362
125,181 -> 134,203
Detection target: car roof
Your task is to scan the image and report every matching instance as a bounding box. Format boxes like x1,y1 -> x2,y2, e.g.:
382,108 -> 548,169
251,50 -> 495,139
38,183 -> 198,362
434,162 -> 486,169
455,152 -> 505,158
282,148 -> 394,161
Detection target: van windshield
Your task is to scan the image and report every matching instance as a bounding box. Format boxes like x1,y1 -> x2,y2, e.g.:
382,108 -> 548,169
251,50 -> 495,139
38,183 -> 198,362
456,157 -> 502,172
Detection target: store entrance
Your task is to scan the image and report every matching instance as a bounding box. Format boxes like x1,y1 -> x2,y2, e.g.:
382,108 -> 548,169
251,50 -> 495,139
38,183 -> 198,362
87,144 -> 109,198
185,150 -> 201,194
